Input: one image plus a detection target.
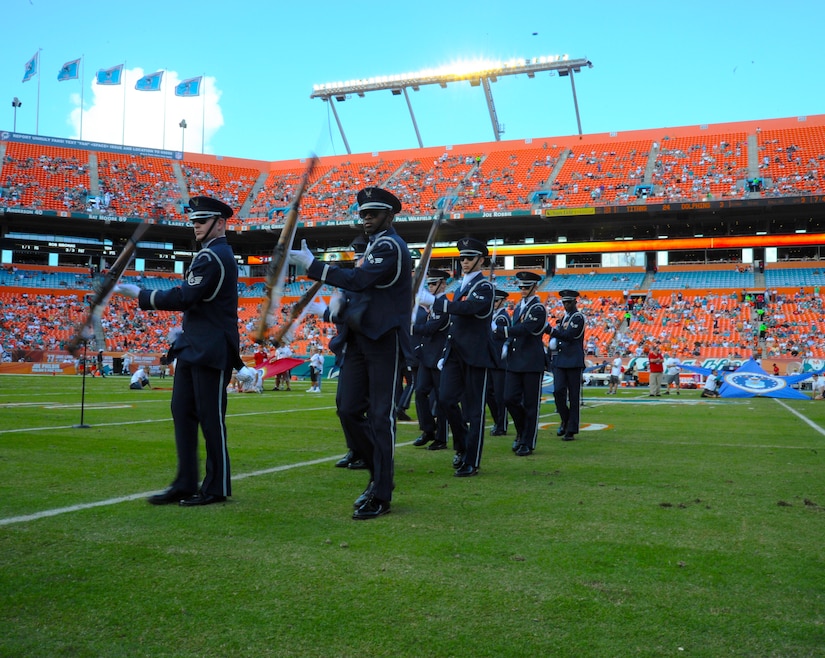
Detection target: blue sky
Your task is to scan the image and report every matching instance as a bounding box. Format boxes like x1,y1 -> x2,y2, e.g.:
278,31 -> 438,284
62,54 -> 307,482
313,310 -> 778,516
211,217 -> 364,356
3,0 -> 823,162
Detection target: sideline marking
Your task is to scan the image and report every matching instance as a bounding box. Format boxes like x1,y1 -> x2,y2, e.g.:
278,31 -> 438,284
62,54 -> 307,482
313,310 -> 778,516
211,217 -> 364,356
773,398 -> 825,437
0,405 -> 338,435
0,454 -> 350,527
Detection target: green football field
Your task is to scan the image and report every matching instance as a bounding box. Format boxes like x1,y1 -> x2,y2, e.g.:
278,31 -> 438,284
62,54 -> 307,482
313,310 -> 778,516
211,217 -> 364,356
1,374 -> 823,657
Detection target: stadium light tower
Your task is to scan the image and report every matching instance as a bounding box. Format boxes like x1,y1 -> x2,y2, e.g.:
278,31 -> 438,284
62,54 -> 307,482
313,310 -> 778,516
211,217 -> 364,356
11,97 -> 22,132
311,55 -> 593,154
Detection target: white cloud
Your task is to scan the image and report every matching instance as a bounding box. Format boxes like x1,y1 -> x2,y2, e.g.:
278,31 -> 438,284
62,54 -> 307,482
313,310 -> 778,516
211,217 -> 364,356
66,68 -> 223,154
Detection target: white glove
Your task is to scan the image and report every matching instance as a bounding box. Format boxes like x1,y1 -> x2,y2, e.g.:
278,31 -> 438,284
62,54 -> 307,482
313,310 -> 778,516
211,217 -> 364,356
305,296 -> 328,317
287,239 -> 315,269
329,289 -> 345,321
167,327 -> 183,344
437,358 -> 445,371
416,284 -> 435,307
236,366 -> 257,384
114,284 -> 140,298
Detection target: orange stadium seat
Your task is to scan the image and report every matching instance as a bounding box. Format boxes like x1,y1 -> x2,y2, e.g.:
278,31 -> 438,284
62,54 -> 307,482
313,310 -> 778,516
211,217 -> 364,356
2,142 -> 91,213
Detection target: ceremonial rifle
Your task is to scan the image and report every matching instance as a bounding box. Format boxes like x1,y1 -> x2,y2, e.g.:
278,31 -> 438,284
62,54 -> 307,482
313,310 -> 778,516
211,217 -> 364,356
253,155 -> 318,343
66,221 -> 150,356
270,280 -> 324,345
411,197 -> 455,309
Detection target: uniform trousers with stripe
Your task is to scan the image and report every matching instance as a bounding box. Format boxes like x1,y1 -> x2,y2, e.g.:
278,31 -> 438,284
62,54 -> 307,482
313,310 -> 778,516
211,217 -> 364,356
487,367 -> 508,431
337,331 -> 402,502
440,356 -> 488,468
170,360 -> 232,497
414,365 -> 440,437
503,370 -> 543,449
553,366 -> 583,435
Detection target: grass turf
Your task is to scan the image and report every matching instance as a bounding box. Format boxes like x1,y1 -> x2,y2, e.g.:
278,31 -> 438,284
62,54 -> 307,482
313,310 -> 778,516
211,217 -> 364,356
1,374 -> 824,657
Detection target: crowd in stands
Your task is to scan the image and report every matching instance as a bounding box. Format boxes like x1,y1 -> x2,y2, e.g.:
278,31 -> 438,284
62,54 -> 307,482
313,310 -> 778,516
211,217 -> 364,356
4,275 -> 825,365
182,162 -> 259,219
2,122 -> 824,221
1,144 -> 90,212
96,155 -> 182,218
649,134 -> 750,202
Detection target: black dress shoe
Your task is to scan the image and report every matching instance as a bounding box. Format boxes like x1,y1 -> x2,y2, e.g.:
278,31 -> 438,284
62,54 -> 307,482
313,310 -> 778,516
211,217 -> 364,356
335,451 -> 355,468
147,487 -> 195,505
452,452 -> 465,468
427,440 -> 448,451
397,411 -> 412,422
512,439 -> 520,452
454,464 -> 479,477
562,434 -> 575,441
352,495 -> 390,520
515,444 -> 533,456
179,492 -> 227,506
491,427 -> 507,436
353,482 -> 375,509
347,459 -> 368,470
556,424 -> 567,437
412,433 -> 434,447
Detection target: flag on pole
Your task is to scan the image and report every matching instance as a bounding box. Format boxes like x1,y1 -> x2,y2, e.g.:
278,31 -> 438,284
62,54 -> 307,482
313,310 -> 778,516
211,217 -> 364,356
22,52 -> 38,83
175,76 -> 202,97
57,59 -> 81,82
135,71 -> 163,91
96,64 -> 124,85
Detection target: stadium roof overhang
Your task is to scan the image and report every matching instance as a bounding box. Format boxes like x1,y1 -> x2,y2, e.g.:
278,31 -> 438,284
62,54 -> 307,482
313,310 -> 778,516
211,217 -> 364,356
310,55 -> 593,152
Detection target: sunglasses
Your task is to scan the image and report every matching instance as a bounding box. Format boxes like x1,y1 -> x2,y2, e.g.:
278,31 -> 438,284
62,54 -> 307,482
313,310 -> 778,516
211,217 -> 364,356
458,255 -> 478,261
189,217 -> 212,225
359,209 -> 386,219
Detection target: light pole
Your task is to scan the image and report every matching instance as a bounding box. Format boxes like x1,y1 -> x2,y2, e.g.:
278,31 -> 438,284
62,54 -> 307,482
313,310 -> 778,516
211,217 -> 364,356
179,119 -> 187,153
12,98 -> 22,132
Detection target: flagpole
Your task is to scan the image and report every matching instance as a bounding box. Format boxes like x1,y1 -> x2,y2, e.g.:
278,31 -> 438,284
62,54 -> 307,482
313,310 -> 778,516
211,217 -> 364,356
201,73 -> 206,154
121,61 -> 127,146
36,48 -> 42,134
79,55 -> 85,140
162,69 -> 168,149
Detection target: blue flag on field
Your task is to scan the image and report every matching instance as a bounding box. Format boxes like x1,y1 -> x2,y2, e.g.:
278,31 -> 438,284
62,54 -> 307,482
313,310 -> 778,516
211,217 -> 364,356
58,59 -> 80,82
22,52 -> 38,83
96,64 -> 123,85
135,71 -> 163,91
175,76 -> 202,97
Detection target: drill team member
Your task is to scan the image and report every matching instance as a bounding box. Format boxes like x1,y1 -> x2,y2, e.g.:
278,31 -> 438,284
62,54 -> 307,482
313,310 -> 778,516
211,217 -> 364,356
547,289 -> 586,442
115,196 -> 242,506
496,272 -> 547,456
289,187 -> 411,519
412,269 -> 454,450
487,288 -> 511,436
430,237 -> 496,477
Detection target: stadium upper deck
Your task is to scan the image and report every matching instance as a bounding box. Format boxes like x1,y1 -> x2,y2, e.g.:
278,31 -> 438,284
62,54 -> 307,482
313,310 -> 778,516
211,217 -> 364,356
1,114 -> 824,270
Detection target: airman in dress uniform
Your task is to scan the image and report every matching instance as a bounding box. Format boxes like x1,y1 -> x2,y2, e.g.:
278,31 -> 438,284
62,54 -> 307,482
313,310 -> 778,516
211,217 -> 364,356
289,187 -> 411,519
487,288 -> 511,436
547,289 -> 586,441
496,272 -> 548,455
115,196 -> 241,506
434,237 -> 497,477
412,269 -> 453,450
